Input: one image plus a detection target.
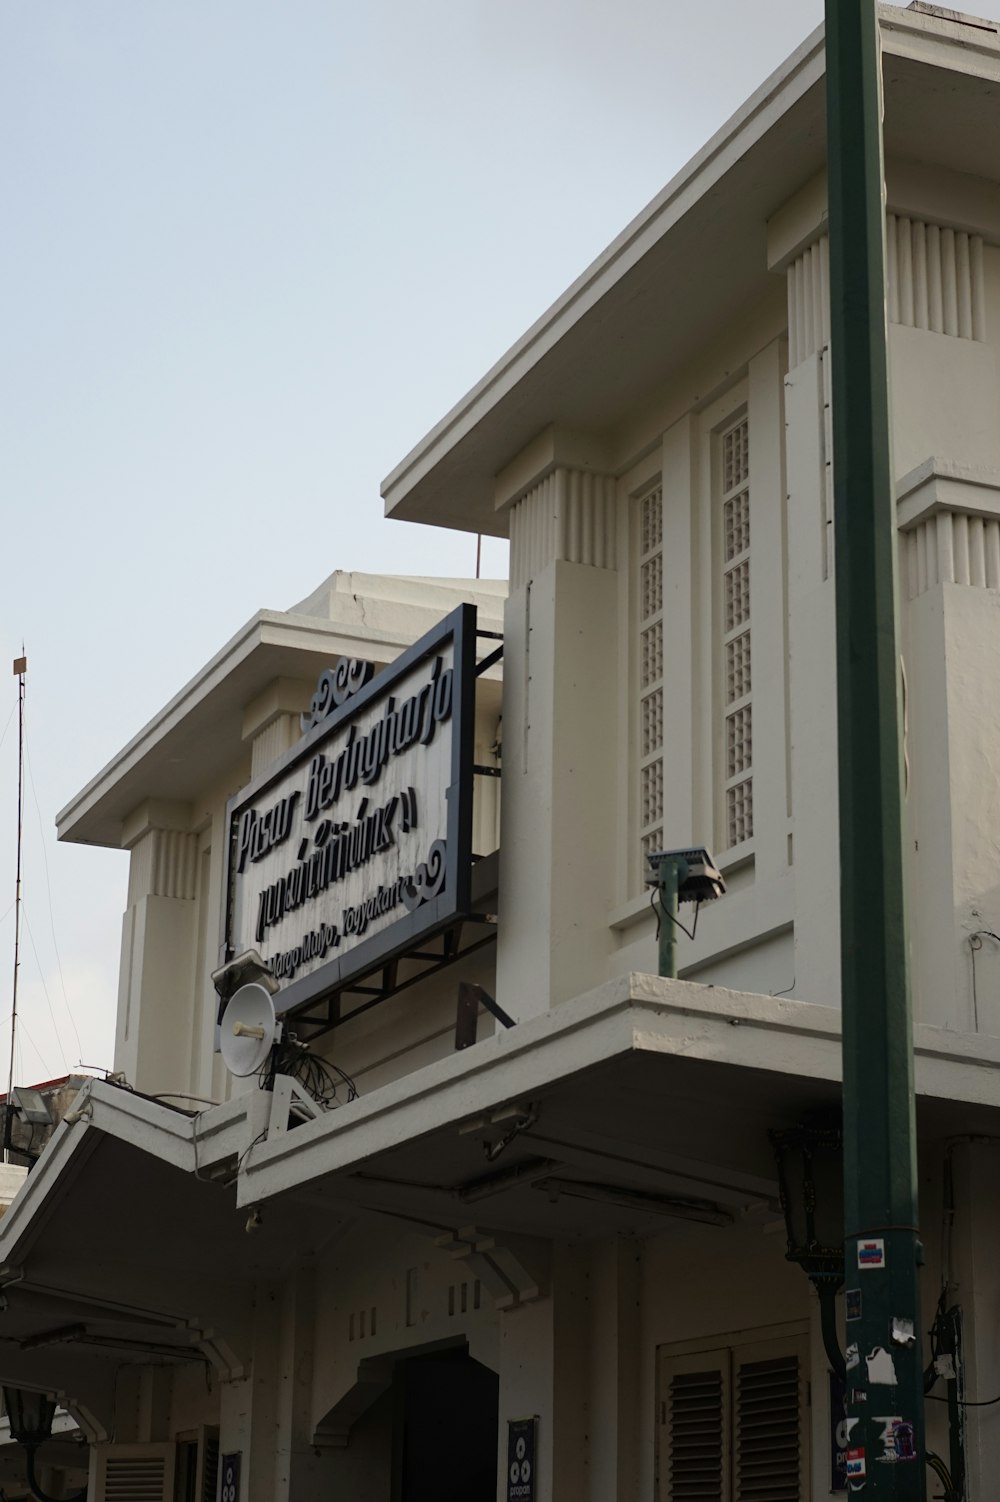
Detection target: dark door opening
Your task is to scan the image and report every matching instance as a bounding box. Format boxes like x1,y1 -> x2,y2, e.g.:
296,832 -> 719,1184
392,1346 -> 499,1502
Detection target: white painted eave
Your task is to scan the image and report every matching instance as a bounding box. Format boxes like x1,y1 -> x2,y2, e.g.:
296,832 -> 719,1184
0,1080 -> 196,1271
9,977 -> 1000,1248
57,578 -> 506,850
380,5 -> 1000,536
57,611 -> 372,848
235,971 -> 1000,1207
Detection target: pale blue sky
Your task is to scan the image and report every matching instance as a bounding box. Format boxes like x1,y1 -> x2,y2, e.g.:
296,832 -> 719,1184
3,0 -> 1000,1085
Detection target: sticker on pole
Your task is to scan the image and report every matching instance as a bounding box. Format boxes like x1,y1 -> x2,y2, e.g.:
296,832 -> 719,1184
846,1448 -> 866,1480
858,1238 -> 885,1270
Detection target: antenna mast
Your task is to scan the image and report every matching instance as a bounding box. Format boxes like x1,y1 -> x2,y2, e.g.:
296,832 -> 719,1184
7,654 -> 26,1164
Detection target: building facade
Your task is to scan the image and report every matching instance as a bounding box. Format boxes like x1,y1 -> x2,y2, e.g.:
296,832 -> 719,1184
2,5 -> 1000,1499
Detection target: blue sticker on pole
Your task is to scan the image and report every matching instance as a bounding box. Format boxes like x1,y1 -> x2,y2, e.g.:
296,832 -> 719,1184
858,1238 -> 885,1270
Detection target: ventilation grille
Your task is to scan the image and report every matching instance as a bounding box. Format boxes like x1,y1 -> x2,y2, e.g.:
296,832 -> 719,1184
348,1305 -> 377,1341
447,1278 -> 482,1316
642,688 -> 664,757
642,552 -> 664,618
102,1457 -> 169,1502
726,707 -> 752,780
735,1356 -> 801,1501
724,560 -> 750,634
727,780 -> 753,847
202,1436 -> 220,1502
642,761 -> 664,829
641,621 -> 663,689
720,417 -> 752,849
724,425 -> 749,492
637,484 -> 665,877
726,633 -> 751,703
667,1368 -> 725,1501
643,488 -> 664,553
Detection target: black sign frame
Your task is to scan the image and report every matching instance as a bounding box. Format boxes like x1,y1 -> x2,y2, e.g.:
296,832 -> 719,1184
219,603 -> 478,1026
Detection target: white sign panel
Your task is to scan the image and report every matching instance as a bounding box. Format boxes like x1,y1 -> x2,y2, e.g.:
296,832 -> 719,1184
221,606 -> 476,1023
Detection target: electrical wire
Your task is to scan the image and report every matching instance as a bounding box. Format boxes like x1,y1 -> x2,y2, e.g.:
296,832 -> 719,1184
927,1390 -> 1000,1408
0,702 -> 16,757
649,888 -> 702,943
152,1093 -> 220,1107
223,1128 -> 269,1188
259,1036 -> 357,1109
969,929 -> 1000,1032
21,907 -> 68,1074
926,1450 -> 957,1501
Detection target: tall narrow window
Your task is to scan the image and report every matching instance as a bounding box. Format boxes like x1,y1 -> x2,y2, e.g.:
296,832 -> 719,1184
638,484 -> 664,869
720,418 -> 752,848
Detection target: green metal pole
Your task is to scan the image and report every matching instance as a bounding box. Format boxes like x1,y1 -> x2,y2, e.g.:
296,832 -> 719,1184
656,857 -> 686,980
826,1 -> 925,1495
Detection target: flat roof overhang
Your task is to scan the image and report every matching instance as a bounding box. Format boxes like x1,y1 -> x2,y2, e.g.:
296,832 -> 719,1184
3,976 -> 999,1408
58,601 -> 504,850
235,973 -> 1000,1244
57,611 -> 406,849
0,1083 -> 355,1435
380,7 -> 1000,537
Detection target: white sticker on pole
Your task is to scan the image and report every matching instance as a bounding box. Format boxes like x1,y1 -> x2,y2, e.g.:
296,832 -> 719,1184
858,1238 -> 886,1270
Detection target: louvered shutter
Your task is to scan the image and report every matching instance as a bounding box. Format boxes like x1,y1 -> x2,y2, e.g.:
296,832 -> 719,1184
198,1427 -> 220,1502
658,1330 -> 808,1502
733,1337 -> 808,1502
91,1442 -> 176,1502
658,1349 -> 730,1501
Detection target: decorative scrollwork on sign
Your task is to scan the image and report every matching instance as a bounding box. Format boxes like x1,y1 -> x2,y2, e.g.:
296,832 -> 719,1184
402,840 -> 448,912
301,658 -> 375,733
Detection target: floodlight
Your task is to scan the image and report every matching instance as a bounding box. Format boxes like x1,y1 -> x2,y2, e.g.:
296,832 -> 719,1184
3,1386 -> 55,1448
10,1088 -> 52,1127
211,949 -> 278,1002
645,846 -> 726,980
645,846 -> 726,904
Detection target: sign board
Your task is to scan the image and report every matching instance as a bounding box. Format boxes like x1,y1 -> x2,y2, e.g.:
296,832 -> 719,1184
220,1453 -> 241,1502
506,1417 -> 536,1502
221,604 -> 477,1026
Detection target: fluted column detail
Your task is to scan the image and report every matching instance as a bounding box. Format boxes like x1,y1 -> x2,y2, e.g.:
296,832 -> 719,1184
788,217 -> 987,369
509,467 -> 617,589
251,713 -> 299,777
127,826 -> 198,903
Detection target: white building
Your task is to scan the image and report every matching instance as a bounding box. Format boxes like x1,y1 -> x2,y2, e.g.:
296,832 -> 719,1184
2,5 -> 1000,1499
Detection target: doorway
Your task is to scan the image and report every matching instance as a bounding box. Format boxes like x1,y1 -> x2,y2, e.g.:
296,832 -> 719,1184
392,1346 -> 499,1502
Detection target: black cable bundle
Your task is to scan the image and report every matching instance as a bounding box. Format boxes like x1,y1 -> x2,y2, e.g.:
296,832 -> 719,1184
260,1040 -> 358,1109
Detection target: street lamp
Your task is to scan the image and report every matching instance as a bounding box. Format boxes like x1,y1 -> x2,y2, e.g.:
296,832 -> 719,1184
2,1386 -> 86,1502
768,1123 -> 845,1379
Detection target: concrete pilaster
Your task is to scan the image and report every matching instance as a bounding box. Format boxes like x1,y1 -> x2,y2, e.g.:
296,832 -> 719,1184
115,801 -> 199,1093
497,456 -> 619,1017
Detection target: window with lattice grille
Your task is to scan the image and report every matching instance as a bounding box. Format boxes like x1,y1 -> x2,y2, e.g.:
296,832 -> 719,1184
657,1333 -> 807,1502
719,417 -> 753,848
637,484 -> 664,872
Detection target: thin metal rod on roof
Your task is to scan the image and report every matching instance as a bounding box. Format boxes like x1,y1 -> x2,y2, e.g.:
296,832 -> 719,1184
6,653 -> 26,1164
